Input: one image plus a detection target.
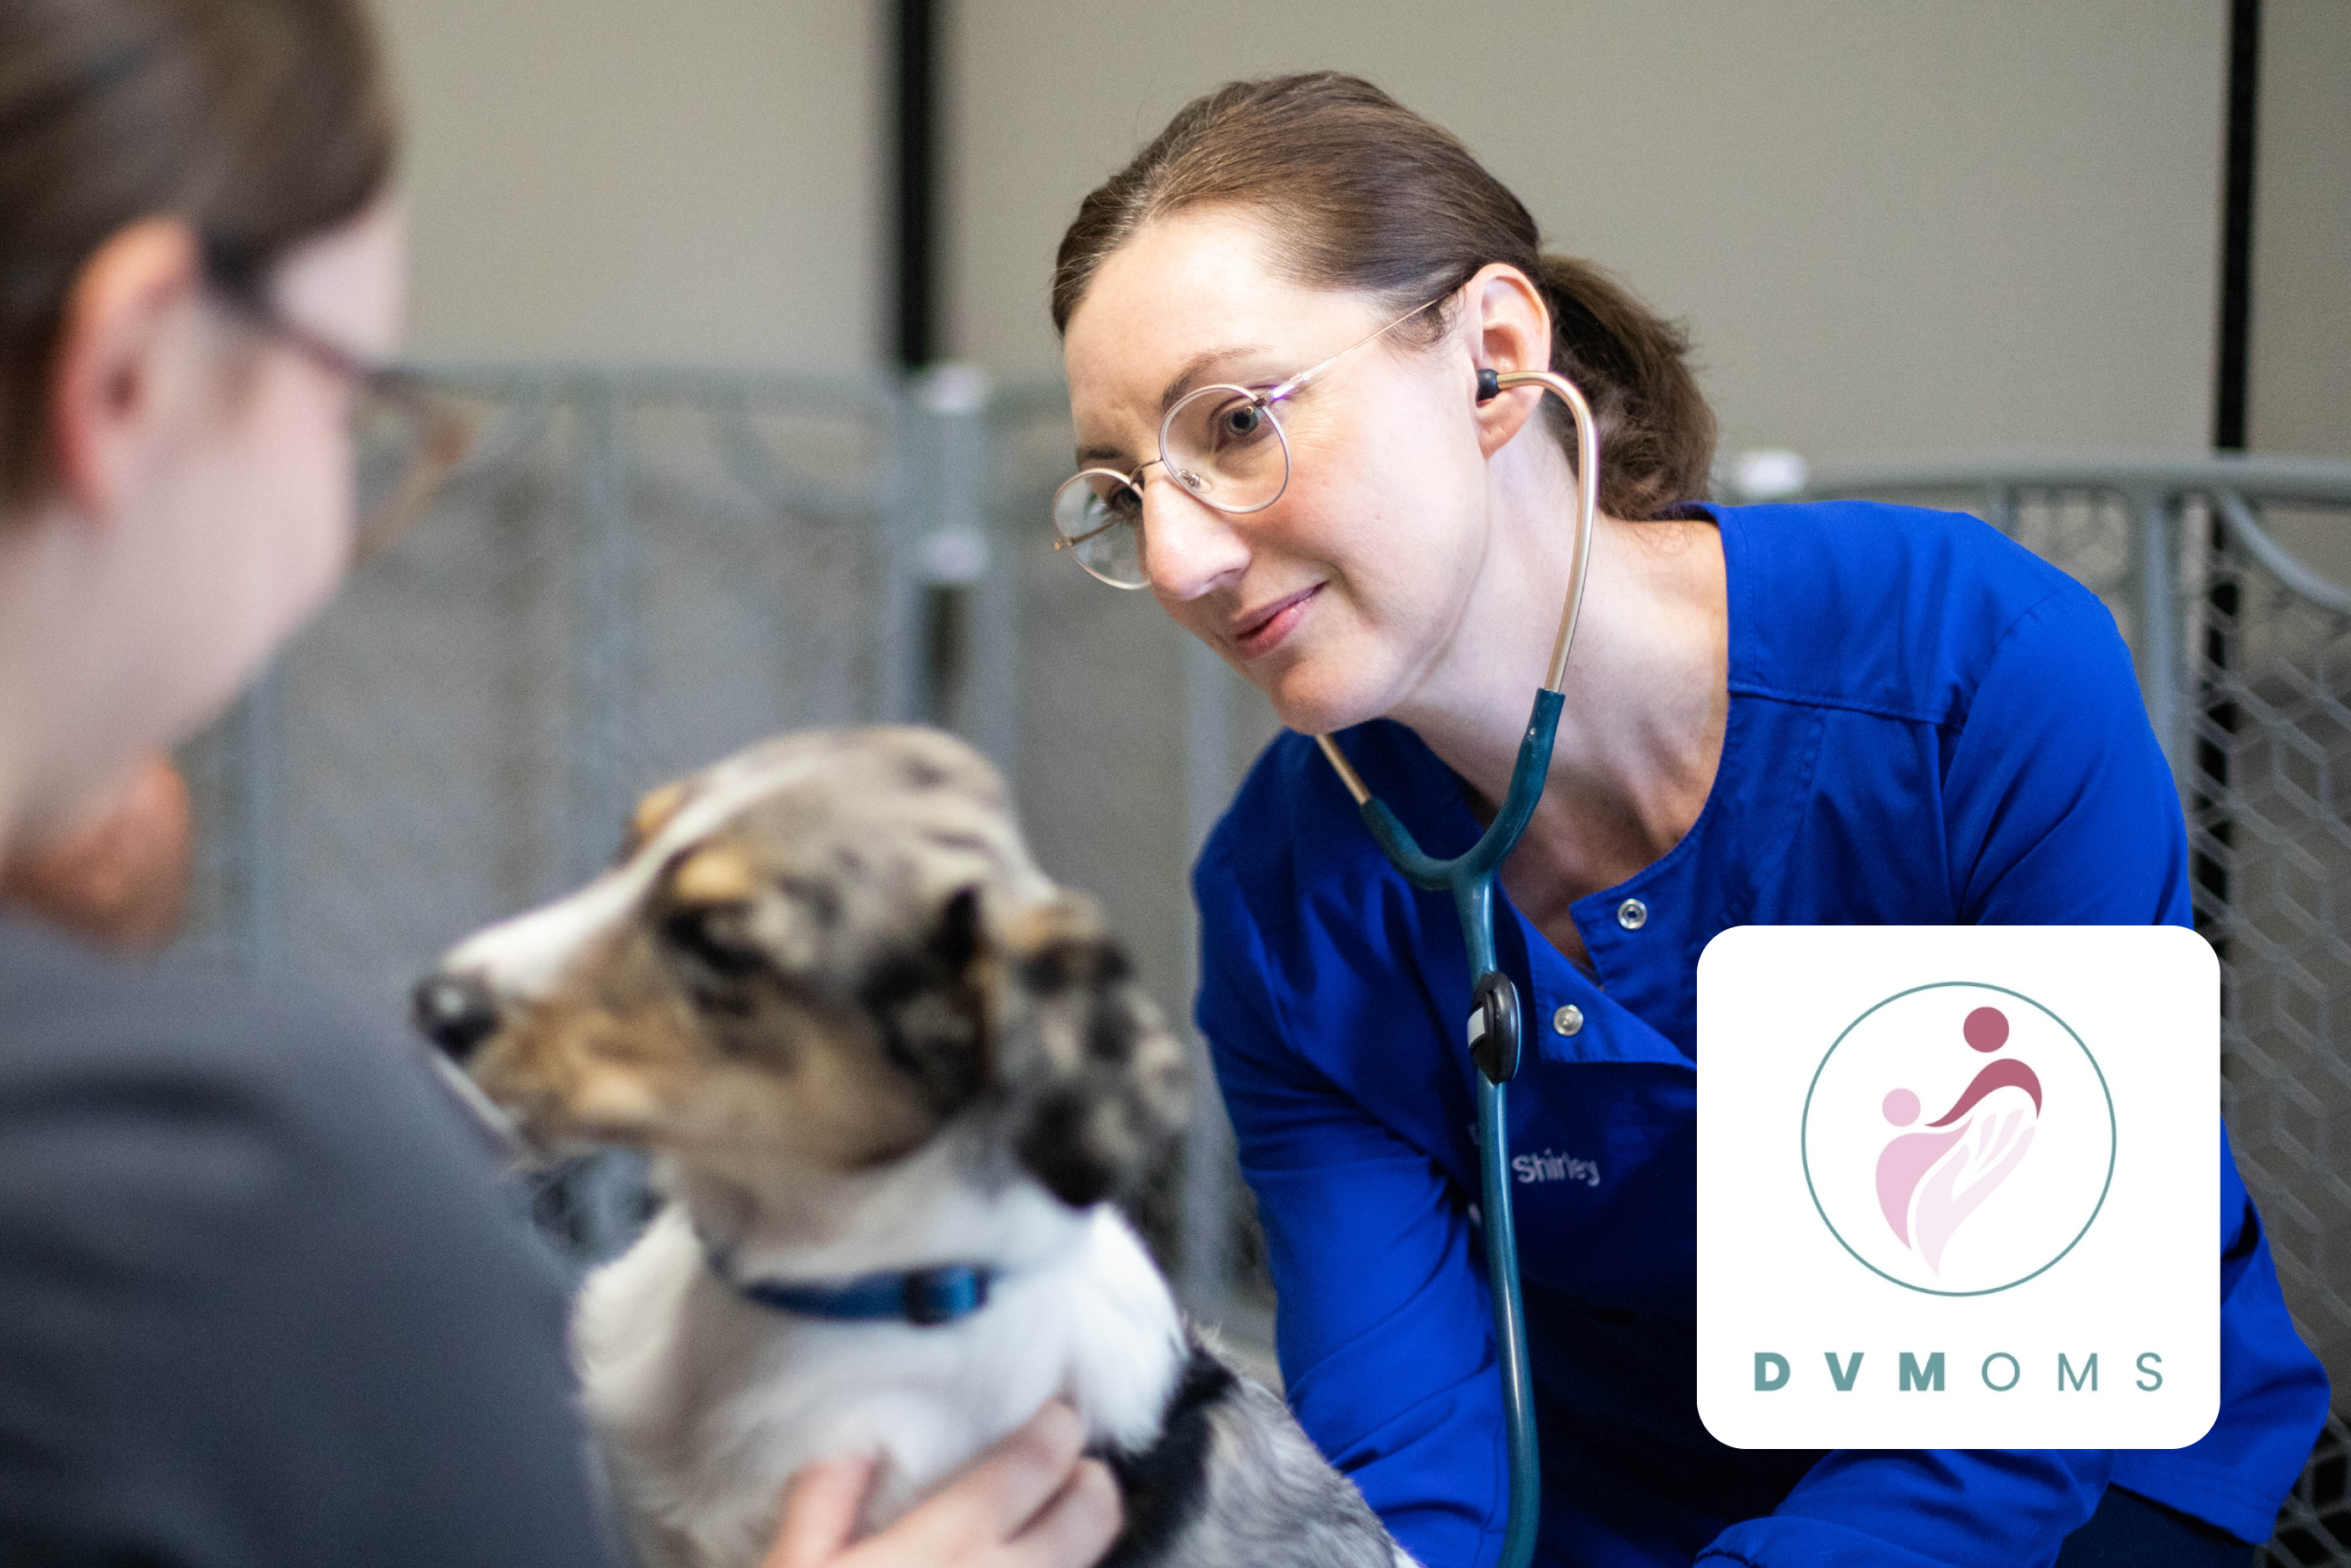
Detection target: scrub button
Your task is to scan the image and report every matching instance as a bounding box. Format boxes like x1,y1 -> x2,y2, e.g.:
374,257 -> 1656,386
1552,1004 -> 1584,1037
1617,898 -> 1648,931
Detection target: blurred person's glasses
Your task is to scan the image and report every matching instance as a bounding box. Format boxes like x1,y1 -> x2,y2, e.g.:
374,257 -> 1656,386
1051,291 -> 1448,590
206,284 -> 480,562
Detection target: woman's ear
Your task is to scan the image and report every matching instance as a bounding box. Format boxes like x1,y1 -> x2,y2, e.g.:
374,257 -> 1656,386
46,218 -> 206,521
1464,262 -> 1552,460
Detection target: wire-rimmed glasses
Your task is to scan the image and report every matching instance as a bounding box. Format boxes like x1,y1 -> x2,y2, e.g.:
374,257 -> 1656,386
1052,291 -> 1447,589
209,284 -> 481,563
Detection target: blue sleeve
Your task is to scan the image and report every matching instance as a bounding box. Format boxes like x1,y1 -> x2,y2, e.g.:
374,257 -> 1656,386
1195,850 -> 1511,1568
1940,585 -> 2192,930
1704,584 -> 2325,1564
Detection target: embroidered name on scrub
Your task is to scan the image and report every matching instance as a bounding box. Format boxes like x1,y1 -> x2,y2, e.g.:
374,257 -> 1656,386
1513,1148 -> 1600,1187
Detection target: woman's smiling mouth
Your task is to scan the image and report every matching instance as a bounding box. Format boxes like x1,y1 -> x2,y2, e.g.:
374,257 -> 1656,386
1230,583 -> 1324,658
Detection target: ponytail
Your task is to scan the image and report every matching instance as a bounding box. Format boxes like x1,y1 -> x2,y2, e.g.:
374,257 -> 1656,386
1533,256 -> 1715,520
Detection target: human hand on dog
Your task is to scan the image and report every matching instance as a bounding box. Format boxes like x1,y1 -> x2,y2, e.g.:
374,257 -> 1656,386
763,1401 -> 1121,1568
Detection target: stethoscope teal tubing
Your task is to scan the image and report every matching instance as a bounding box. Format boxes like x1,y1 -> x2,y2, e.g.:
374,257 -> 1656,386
1312,368 -> 1599,1568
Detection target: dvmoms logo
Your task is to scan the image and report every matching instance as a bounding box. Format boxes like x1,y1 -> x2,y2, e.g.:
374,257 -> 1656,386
1801,983 -> 2116,1297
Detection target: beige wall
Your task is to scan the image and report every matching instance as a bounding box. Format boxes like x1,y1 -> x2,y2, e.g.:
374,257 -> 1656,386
2251,0 -> 2351,461
373,1 -> 2237,465
949,1 -> 2227,464
376,0 -> 881,372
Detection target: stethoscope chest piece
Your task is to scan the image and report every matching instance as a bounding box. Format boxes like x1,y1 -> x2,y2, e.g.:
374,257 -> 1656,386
1468,969 -> 1522,1083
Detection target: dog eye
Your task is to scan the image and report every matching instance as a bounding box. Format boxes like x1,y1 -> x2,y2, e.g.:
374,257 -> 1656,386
661,909 -> 764,978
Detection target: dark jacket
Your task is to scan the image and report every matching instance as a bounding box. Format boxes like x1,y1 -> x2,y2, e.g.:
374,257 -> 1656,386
0,917 -> 614,1566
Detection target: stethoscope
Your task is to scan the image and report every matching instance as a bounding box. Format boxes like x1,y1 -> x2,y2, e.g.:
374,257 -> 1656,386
1309,366 -> 1599,1568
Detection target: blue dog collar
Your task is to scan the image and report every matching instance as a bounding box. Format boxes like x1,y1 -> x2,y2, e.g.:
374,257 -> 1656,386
711,1253 -> 996,1327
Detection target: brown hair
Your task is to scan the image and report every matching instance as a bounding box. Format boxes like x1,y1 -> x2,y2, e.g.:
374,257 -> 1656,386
1053,73 -> 1715,519
0,0 -> 396,501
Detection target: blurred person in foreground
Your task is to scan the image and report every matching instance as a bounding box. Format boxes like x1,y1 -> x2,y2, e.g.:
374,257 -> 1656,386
0,2 -> 1118,1564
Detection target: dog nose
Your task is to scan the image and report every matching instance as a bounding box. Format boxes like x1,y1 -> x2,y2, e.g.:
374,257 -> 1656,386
413,971 -> 502,1064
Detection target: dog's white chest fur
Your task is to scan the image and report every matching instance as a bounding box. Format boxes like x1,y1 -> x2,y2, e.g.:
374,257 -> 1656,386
576,1195 -> 1182,1568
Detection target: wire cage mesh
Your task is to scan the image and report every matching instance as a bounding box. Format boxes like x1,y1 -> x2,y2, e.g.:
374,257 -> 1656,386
2195,504 -> 2351,1566
1809,465 -> 2351,1564
175,370 -> 905,1269
163,393 -> 2351,1556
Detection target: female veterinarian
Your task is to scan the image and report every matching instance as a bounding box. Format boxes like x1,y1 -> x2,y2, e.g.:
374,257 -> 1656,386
1048,73 -> 2330,1568
0,2 -> 1117,1564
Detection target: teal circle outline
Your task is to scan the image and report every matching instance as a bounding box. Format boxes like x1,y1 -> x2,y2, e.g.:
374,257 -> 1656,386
1799,980 -> 2117,1297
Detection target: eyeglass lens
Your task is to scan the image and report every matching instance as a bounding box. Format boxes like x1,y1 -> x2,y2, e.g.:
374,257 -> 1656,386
1051,471 -> 1149,588
1160,385 -> 1290,514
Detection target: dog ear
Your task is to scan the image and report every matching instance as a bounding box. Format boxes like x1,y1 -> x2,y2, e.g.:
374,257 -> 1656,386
993,895 -> 1191,1208
856,885 -> 991,1114
623,777 -> 693,859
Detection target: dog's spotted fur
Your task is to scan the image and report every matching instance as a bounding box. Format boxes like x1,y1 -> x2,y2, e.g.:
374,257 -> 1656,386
426,726 -> 1408,1568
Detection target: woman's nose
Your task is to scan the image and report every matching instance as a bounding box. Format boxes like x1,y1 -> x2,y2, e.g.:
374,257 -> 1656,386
1140,475 -> 1249,601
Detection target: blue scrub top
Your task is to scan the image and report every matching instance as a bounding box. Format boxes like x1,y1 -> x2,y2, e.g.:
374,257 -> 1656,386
1194,500 -> 2330,1568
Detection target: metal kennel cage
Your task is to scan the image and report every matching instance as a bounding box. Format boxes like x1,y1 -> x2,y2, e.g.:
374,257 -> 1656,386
170,365 -> 1269,1323
170,381 -> 2351,1558
1803,454 -> 2351,1565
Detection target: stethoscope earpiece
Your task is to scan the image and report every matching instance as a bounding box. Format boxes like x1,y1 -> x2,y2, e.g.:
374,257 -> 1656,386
1476,368 -> 1501,403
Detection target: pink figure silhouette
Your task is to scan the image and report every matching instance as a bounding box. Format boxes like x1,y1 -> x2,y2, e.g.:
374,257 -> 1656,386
1911,1104 -> 2035,1270
1877,1115 -> 1965,1245
1871,1007 -> 2044,1272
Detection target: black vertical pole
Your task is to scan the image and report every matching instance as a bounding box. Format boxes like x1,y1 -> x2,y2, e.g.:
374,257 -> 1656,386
893,0 -> 964,725
892,0 -> 938,372
2195,0 -> 2259,942
2214,0 -> 2261,452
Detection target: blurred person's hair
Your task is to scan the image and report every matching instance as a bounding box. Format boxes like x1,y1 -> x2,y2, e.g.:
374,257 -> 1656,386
0,0 -> 395,502
1052,72 -> 1714,521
